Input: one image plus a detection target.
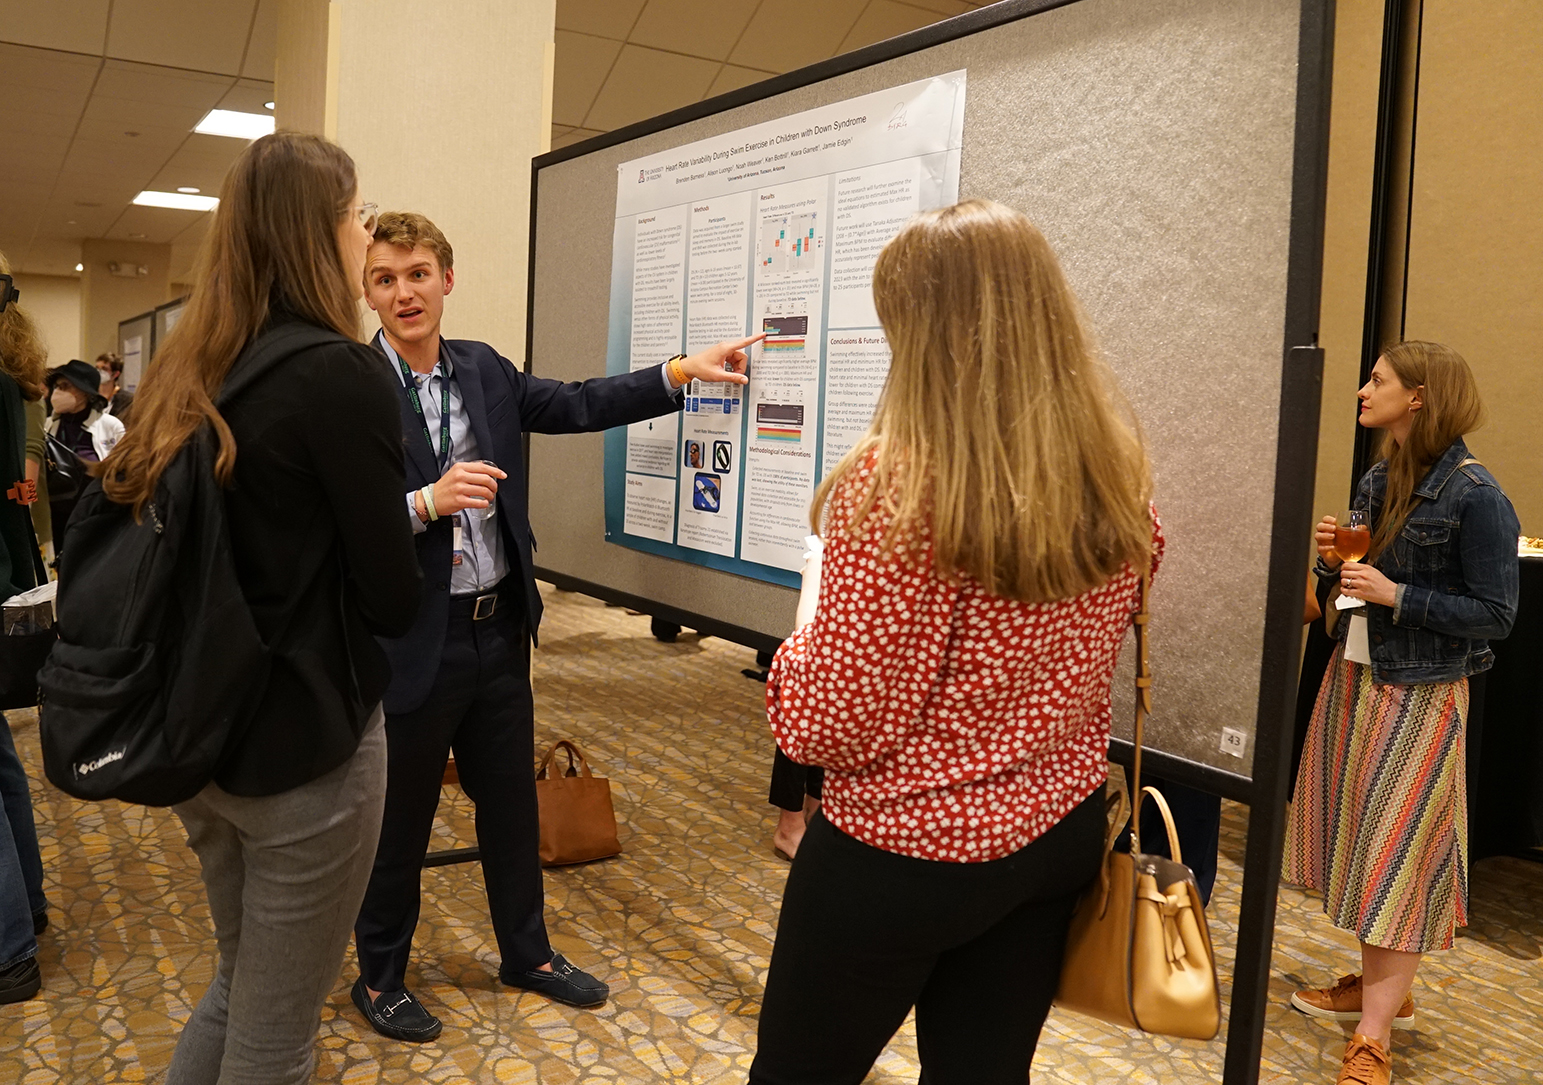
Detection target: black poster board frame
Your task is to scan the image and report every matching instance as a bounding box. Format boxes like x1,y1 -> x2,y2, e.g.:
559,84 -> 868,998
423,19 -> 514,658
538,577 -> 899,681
523,3 -> 1336,1081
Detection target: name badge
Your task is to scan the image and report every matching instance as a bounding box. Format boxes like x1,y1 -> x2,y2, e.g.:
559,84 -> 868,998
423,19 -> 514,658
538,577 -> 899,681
452,520 -> 464,567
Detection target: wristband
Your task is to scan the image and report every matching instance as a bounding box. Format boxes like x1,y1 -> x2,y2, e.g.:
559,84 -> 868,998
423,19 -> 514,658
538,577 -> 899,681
421,484 -> 439,522
666,354 -> 689,388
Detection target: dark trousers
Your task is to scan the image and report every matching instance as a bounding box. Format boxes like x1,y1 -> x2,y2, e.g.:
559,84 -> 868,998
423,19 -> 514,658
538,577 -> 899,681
1119,771 -> 1222,906
352,597 -> 551,992
751,791 -> 1106,1085
768,746 -> 822,811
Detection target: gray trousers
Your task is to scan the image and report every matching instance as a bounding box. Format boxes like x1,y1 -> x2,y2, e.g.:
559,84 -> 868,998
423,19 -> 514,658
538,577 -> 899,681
167,711 -> 386,1085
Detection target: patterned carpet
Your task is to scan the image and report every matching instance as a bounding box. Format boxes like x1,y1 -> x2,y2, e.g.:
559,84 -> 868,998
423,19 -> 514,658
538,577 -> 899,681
3,583 -> 1542,1083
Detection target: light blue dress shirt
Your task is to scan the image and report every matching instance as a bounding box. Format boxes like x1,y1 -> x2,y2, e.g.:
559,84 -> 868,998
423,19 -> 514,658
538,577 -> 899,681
384,337 -> 508,595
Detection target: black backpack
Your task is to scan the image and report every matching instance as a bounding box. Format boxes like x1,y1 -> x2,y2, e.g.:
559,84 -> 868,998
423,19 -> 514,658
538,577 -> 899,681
38,322 -> 350,806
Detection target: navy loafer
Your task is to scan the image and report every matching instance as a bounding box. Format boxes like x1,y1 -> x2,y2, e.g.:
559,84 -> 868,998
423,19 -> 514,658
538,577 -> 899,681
351,978 -> 443,1043
500,952 -> 608,1008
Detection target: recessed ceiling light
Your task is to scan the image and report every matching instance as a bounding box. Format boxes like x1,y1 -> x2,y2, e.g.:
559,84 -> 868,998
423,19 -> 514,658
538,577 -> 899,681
133,190 -> 220,212
129,232 -> 147,239
75,264 -> 84,272
264,101 -> 275,110
194,108 -> 275,140
66,219 -> 77,225
177,187 -> 201,194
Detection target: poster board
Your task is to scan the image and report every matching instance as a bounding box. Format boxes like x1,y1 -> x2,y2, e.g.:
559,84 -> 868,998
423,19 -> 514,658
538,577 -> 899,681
526,4 -> 1334,1076
116,313 -> 153,392
152,296 -> 188,362
527,0 -> 1331,785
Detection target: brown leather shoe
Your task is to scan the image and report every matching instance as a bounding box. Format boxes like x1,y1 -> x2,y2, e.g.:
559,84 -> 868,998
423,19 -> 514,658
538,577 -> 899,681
1291,973 -> 1414,1026
1336,1033 -> 1391,1085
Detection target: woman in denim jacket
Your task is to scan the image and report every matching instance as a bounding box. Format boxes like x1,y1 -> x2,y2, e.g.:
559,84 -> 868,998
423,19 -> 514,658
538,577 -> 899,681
1284,341 -> 1520,1085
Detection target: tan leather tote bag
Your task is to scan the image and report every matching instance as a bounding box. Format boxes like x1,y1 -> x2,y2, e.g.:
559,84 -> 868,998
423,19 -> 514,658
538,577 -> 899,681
1054,563 -> 1222,1040
534,739 -> 622,867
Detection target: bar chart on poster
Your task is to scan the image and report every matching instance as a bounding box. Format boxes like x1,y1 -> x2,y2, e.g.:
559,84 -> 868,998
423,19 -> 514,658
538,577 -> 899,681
602,71 -> 966,586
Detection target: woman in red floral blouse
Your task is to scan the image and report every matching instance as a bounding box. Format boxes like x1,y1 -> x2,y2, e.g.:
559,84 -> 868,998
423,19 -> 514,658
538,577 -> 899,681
750,198 -> 1161,1085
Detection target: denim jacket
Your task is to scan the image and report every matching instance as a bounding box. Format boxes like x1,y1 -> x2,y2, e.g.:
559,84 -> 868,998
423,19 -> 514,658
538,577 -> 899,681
1321,438 -> 1520,685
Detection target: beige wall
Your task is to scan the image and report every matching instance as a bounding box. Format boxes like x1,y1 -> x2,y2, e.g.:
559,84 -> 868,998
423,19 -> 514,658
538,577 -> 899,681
1310,1 -> 1387,527
275,0 -> 556,357
78,238 -> 172,362
331,0 -> 555,356
1401,0 -> 1543,531
12,273 -> 82,367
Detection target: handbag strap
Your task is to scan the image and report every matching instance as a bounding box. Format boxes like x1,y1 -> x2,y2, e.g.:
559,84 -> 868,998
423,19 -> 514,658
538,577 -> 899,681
1140,785 -> 1183,865
1127,558 -> 1153,855
535,738 -> 593,780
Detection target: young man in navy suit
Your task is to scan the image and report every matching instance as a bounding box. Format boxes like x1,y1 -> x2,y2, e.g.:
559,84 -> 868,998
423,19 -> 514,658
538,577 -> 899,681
350,212 -> 757,1042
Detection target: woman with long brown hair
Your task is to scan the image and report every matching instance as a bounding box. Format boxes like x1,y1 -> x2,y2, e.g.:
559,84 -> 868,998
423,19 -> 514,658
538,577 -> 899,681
1286,342 -> 1519,1085
752,199 -> 1158,1083
100,133 -> 421,1083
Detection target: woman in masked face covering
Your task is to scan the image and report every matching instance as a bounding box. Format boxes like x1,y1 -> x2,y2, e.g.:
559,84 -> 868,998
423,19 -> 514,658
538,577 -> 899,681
44,359 -> 124,464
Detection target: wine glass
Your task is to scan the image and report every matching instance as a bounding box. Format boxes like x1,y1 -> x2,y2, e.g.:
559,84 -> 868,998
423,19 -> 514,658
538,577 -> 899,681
1334,509 -> 1370,564
1335,509 -> 1370,610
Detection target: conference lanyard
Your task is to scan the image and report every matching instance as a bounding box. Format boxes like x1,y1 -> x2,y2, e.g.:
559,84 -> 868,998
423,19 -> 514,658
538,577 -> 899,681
396,353 -> 451,468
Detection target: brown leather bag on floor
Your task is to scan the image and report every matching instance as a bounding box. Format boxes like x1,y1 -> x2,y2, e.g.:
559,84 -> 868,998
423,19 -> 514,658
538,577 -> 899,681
534,739 -> 622,867
1053,562 -> 1222,1040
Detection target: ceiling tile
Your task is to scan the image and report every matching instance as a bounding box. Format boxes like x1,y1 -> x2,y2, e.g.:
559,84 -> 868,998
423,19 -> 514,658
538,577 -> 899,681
551,127 -> 606,150
83,92 -> 207,132
552,31 -> 624,129
0,107 -> 82,140
94,60 -> 231,108
219,79 -> 275,113
556,0 -> 647,40
838,0 -> 946,54
0,43 -> 102,92
728,0 -> 868,72
584,45 -> 720,132
0,0 -> 111,55
631,0 -> 758,62
105,203 -> 207,245
106,0 -> 258,76
241,0 -> 278,80
73,118 -> 189,157
706,64 -> 776,99
0,83 -> 94,121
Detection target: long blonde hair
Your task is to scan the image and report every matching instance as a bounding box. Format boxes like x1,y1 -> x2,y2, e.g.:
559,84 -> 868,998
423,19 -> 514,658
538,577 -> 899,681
1367,340 -> 1484,560
0,251 -> 48,401
103,132 -> 363,513
812,199 -> 1152,603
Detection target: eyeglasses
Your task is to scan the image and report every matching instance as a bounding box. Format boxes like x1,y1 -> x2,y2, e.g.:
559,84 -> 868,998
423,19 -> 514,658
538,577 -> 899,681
358,202 -> 379,234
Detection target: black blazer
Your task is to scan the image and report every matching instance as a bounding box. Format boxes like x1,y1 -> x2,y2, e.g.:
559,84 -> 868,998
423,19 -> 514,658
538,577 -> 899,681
374,332 -> 681,714
217,320 -> 423,795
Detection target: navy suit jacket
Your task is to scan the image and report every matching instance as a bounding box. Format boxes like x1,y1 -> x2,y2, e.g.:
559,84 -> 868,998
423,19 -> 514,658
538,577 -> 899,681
373,331 -> 681,714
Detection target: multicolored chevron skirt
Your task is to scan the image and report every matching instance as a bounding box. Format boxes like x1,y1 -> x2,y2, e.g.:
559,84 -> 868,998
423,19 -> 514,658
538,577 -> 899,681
1283,644 -> 1469,953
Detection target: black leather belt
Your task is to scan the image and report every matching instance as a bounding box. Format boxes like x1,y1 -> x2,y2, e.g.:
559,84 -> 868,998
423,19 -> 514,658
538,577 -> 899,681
450,580 -> 513,622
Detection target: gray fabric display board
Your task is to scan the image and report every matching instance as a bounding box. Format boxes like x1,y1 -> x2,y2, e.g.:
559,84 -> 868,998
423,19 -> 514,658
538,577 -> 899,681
525,3 -> 1333,1079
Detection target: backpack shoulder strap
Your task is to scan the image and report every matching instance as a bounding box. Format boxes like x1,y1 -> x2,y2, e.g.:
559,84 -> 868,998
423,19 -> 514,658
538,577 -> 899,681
216,322 -> 354,408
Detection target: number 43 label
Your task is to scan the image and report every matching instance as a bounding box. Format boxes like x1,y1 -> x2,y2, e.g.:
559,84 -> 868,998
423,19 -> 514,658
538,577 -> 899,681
1220,727 -> 1248,758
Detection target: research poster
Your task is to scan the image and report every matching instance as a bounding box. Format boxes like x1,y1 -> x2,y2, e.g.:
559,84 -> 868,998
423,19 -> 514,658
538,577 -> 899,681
603,72 -> 966,587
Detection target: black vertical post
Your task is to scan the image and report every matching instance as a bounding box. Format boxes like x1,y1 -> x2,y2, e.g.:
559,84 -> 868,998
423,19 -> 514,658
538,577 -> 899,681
1221,0 -> 1337,1080
1350,0 -> 1422,497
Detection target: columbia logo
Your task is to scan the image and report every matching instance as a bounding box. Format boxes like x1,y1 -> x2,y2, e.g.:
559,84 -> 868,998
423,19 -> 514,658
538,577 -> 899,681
76,749 -> 126,778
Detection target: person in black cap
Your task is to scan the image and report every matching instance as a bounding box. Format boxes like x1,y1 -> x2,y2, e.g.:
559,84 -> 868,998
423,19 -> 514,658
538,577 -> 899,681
43,359 -> 125,538
44,359 -> 124,464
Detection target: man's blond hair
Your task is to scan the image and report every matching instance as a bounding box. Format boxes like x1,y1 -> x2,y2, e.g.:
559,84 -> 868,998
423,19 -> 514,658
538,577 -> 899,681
372,210 -> 454,272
